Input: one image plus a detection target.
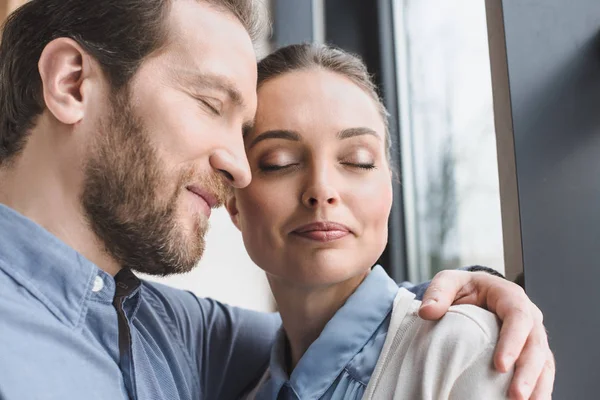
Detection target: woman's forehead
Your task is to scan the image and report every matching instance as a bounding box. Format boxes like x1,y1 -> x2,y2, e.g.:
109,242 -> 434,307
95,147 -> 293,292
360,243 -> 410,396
253,69 -> 385,136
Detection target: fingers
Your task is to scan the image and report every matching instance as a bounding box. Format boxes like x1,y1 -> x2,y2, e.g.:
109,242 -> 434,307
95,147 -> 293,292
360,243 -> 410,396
506,324 -> 549,399
530,353 -> 556,400
488,283 -> 539,372
494,305 -> 533,372
418,270 -> 474,320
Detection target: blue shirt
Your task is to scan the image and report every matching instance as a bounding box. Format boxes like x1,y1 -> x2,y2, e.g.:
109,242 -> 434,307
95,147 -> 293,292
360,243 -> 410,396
0,204 -> 280,400
255,266 -> 400,400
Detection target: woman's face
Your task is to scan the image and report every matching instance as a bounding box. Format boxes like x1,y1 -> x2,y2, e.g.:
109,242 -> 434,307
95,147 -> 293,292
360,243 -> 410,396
228,68 -> 393,288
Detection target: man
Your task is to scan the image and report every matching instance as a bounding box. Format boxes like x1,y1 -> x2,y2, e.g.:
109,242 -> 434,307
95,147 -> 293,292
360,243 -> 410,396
0,0 -> 553,399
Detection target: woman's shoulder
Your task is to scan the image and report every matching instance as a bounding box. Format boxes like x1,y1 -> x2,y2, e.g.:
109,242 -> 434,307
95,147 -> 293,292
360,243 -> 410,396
397,299 -> 501,361
393,288 -> 500,350
442,303 -> 501,344
362,290 -> 511,399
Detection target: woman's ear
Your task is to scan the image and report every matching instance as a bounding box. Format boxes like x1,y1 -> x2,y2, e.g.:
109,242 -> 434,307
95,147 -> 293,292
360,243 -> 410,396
225,194 -> 242,231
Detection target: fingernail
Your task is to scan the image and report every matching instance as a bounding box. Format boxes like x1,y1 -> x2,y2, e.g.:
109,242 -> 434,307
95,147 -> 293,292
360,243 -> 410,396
421,299 -> 438,308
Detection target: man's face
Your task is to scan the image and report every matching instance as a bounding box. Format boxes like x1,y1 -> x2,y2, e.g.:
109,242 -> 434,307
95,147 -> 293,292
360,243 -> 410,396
82,0 -> 257,275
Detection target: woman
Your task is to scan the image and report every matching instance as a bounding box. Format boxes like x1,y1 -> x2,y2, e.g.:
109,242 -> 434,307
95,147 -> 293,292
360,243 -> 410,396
226,43 -> 512,399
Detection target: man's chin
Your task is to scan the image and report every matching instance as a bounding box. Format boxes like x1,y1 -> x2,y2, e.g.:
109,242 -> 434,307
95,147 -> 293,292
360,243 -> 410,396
126,228 -> 206,277
178,197 -> 210,229
131,254 -> 201,277
165,227 -> 207,275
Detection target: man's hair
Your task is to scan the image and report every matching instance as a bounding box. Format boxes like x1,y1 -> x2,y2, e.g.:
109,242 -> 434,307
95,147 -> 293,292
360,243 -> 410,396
0,0 -> 264,165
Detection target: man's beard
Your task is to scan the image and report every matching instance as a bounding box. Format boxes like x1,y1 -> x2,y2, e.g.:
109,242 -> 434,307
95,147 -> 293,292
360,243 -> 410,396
81,88 -> 227,276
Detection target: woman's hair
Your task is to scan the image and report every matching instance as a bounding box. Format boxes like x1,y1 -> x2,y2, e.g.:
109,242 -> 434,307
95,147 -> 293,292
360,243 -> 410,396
256,43 -> 392,162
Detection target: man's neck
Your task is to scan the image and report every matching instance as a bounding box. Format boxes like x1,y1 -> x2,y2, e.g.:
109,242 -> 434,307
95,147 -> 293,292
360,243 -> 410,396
268,270 -> 369,373
0,129 -> 121,276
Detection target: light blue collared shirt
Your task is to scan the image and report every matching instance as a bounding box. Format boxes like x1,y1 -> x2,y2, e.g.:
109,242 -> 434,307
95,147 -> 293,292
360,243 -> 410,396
0,204 -> 280,400
255,266 -> 400,400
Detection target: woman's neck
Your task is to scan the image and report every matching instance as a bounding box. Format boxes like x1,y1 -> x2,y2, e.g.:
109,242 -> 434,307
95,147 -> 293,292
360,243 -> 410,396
268,270 -> 370,372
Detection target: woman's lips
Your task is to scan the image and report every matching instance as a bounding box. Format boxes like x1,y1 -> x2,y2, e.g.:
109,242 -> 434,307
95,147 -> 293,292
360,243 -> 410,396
291,221 -> 351,242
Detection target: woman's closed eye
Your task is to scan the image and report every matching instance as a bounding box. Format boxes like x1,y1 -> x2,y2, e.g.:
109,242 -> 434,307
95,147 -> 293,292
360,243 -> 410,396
340,161 -> 376,170
257,151 -> 300,173
259,163 -> 299,172
340,148 -> 377,171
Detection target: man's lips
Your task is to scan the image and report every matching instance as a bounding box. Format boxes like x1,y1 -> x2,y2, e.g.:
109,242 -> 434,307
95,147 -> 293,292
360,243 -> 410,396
186,185 -> 219,217
291,221 -> 352,242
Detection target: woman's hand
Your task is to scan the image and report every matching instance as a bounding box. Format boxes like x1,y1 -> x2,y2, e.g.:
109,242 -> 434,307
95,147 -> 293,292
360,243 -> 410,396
418,270 -> 554,400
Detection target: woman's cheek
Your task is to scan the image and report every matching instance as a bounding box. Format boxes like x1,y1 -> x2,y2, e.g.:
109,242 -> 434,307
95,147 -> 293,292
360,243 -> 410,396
349,178 -> 393,221
242,180 -> 292,223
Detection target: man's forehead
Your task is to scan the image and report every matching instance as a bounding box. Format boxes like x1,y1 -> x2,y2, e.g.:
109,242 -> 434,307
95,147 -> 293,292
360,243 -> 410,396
159,1 -> 258,122
166,0 -> 255,51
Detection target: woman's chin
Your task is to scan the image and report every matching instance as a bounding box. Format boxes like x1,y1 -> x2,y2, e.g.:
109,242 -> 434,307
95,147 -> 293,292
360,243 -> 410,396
278,261 -> 371,289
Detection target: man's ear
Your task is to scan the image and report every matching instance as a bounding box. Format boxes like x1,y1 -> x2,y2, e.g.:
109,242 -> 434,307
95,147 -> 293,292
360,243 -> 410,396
38,37 -> 95,125
225,194 -> 242,231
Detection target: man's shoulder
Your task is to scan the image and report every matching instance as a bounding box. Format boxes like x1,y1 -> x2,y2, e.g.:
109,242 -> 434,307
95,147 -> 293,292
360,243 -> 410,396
137,278 -> 280,341
137,279 -> 228,332
136,279 -> 280,399
139,278 -> 206,312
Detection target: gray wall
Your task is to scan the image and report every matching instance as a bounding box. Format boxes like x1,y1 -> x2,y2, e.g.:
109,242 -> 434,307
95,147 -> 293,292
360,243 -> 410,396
487,1 -> 600,397
272,0 -> 316,47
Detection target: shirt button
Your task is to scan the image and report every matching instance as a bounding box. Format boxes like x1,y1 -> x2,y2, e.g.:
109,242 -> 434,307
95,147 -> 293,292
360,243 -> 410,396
92,276 -> 104,292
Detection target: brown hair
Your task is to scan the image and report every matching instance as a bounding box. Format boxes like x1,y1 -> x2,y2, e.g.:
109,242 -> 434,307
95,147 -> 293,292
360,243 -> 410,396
0,0 -> 265,166
256,43 -> 391,161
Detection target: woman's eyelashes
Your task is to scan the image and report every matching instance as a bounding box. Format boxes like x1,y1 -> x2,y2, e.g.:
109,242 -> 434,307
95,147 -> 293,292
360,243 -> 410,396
257,159 -> 377,173
255,146 -> 379,174
341,161 -> 376,170
341,148 -> 377,170
258,163 -> 299,172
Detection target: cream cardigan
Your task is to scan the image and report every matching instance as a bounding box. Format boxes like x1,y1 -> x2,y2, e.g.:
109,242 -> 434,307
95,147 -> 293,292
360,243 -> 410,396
362,288 -> 512,400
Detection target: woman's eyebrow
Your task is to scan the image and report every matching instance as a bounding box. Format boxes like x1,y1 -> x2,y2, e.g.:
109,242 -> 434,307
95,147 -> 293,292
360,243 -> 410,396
248,129 -> 302,149
337,127 -> 380,140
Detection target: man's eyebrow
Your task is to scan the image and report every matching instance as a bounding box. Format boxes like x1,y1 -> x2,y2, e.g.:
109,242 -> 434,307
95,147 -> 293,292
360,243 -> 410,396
337,127 -> 381,140
180,70 -> 246,109
248,129 -> 302,149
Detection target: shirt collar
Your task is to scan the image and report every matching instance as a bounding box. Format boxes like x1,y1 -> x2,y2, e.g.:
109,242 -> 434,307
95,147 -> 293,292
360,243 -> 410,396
262,265 -> 399,399
0,204 -> 122,327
